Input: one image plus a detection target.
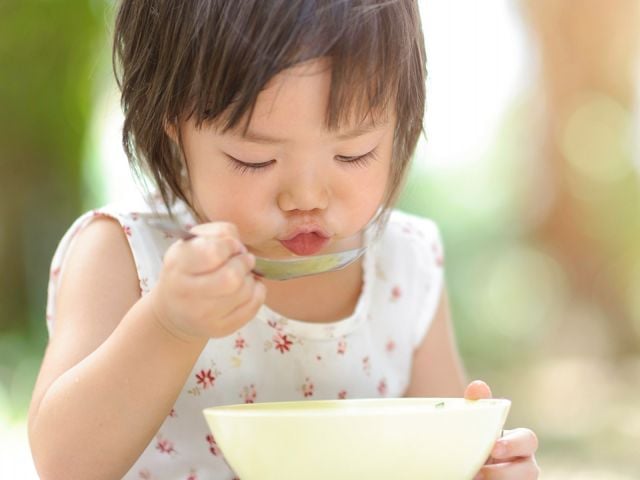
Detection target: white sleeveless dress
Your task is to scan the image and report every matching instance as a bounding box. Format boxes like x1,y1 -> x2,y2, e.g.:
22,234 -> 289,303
46,199 -> 444,480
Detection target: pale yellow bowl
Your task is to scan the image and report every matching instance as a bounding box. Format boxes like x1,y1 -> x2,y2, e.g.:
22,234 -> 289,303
203,397 -> 510,480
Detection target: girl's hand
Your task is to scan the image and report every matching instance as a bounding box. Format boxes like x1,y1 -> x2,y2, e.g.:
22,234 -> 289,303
465,380 -> 540,480
149,222 -> 266,342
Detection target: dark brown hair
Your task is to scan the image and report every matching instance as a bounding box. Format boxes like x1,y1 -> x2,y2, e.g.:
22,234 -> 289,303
113,0 -> 426,219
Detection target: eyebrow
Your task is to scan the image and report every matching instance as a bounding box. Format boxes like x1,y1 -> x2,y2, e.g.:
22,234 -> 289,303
235,122 -> 387,144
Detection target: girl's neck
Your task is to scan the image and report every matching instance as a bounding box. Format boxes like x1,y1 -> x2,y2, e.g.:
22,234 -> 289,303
261,258 -> 364,323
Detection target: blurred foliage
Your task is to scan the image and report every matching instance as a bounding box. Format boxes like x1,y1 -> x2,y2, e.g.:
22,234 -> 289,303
0,0 -> 109,419
400,0 -> 640,475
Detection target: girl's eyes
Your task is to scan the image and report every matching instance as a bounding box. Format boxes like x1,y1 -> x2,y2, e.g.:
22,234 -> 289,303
226,156 -> 276,175
335,150 -> 377,168
226,150 -> 377,175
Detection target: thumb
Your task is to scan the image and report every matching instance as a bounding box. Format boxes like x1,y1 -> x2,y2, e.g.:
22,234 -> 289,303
464,380 -> 493,400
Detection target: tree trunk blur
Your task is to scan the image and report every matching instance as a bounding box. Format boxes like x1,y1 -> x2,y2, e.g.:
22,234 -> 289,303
523,0 -> 640,355
0,1 -> 106,336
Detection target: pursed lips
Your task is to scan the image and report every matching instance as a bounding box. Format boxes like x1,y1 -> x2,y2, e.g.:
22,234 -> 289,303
279,225 -> 331,256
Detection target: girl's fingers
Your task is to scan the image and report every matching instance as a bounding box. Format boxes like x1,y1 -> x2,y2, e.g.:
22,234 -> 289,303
491,428 -> 539,461
204,273 -> 263,321
475,456 -> 540,480
167,235 -> 246,275
184,262 -> 261,321
221,279 -> 267,329
193,252 -> 256,297
464,380 -> 492,400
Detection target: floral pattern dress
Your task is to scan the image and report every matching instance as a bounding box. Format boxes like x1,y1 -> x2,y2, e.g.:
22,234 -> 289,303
46,198 -> 444,480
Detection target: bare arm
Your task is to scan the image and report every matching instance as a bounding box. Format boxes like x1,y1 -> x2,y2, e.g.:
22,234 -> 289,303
28,218 -> 209,479
403,286 -> 468,398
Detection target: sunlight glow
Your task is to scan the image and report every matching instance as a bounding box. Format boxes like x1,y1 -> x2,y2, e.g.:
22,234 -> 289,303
416,0 -> 532,171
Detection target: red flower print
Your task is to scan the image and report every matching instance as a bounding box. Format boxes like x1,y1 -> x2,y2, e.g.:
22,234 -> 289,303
432,242 -> 444,267
378,378 -> 388,396
168,408 -> 177,418
337,339 -> 347,355
390,285 -> 402,302
362,356 -> 371,376
386,340 -> 396,353
302,377 -> 314,398
338,390 -> 347,399
123,225 -> 132,237
234,333 -> 247,354
241,384 -> 257,403
186,471 -> 198,480
195,369 -> 216,389
156,438 -> 176,455
274,332 -> 293,354
207,434 -> 222,456
268,319 -> 278,329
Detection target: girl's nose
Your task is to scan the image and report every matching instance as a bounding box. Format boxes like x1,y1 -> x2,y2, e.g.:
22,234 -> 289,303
277,170 -> 330,212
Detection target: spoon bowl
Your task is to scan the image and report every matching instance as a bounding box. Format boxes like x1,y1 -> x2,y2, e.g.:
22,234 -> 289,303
147,218 -> 366,281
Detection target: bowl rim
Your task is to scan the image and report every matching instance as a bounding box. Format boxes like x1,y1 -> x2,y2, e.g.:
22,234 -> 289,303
203,397 -> 511,417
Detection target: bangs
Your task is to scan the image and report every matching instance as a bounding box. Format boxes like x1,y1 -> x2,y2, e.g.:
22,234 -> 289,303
114,0 -> 425,214
180,0 -> 417,132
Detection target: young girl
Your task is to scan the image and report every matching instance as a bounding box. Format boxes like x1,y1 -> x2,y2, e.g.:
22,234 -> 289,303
28,1 -> 539,479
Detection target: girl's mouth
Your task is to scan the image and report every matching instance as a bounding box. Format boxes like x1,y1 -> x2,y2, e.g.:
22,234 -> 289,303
280,232 -> 330,256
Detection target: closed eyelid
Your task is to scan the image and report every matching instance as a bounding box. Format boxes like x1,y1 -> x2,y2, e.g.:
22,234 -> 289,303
335,149 -> 378,167
223,145 -> 378,174
224,152 -> 274,166
222,153 -> 275,175
233,158 -> 274,168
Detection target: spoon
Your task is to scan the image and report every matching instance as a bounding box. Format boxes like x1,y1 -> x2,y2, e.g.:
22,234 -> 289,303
147,218 -> 367,281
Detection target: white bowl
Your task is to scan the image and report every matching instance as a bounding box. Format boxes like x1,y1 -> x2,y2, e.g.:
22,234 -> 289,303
203,397 -> 510,480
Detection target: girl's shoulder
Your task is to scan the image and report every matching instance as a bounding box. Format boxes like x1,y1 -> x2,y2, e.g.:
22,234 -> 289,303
369,209 -> 445,287
54,197 -> 193,265
46,199 -> 187,334
385,210 -> 442,244
373,210 -> 445,345
377,209 -> 444,267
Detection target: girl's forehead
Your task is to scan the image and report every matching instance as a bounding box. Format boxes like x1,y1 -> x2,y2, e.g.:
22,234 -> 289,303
224,117 -> 391,146
214,59 -> 392,140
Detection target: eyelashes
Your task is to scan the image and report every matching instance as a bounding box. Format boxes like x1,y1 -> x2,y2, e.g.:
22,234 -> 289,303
226,150 -> 377,175
335,150 -> 377,168
226,157 -> 276,175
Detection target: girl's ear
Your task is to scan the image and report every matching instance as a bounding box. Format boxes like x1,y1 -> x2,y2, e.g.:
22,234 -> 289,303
163,118 -> 179,144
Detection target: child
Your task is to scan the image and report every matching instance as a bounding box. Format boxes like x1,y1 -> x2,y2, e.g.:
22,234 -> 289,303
28,1 -> 539,479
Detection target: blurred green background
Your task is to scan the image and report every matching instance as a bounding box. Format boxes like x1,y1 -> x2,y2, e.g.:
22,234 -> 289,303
1,0 -> 639,478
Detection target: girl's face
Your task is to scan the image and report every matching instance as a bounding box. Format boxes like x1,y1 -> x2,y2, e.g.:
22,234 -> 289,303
178,60 -> 395,258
